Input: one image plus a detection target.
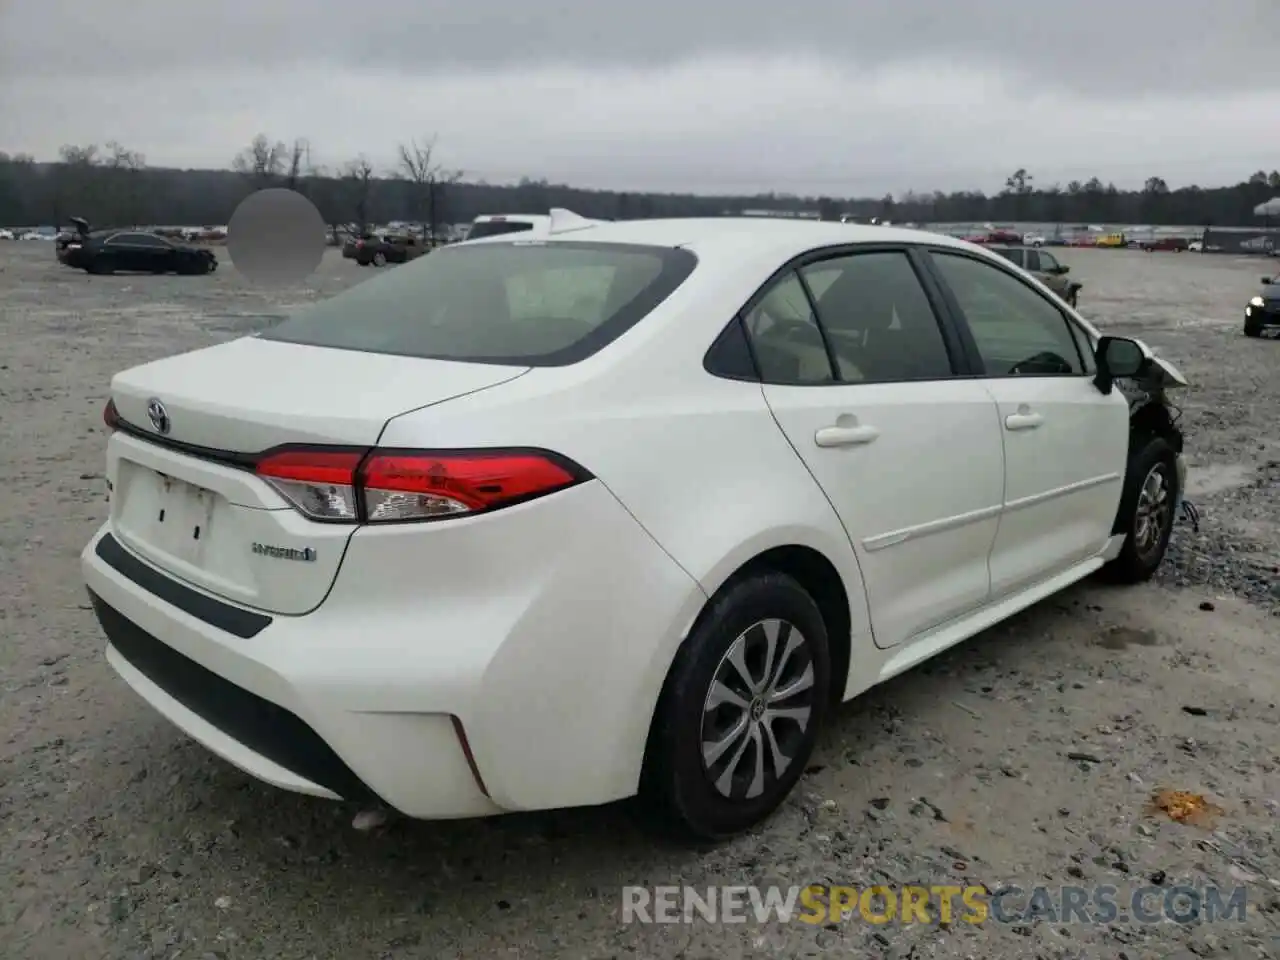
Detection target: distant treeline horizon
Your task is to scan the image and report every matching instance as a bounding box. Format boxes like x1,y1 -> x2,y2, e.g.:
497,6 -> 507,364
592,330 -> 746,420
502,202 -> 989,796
2,136 -> 1279,232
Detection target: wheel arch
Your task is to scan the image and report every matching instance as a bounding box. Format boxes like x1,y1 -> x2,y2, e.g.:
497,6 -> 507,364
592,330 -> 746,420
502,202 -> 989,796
666,540 -> 860,714
1129,399 -> 1182,454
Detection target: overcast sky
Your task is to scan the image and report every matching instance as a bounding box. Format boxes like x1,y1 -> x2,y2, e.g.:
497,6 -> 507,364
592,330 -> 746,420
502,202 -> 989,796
2,0 -> 1278,196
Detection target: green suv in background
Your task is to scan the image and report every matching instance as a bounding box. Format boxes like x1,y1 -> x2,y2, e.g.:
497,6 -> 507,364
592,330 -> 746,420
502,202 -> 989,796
990,245 -> 1082,307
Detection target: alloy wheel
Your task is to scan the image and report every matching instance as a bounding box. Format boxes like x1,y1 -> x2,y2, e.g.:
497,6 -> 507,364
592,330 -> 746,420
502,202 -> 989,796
700,618 -> 816,801
1133,463 -> 1171,559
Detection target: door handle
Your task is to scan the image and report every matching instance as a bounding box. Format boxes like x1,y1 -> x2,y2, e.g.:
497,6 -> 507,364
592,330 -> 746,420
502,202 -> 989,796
815,424 -> 880,447
1005,412 -> 1044,431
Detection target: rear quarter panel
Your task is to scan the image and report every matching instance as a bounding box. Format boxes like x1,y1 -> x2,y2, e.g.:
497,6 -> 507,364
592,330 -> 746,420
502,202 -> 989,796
376,259 -> 876,717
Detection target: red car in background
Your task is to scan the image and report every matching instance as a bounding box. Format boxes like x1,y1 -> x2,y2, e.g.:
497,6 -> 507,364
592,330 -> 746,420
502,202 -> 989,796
965,229 -> 1023,245
1141,237 -> 1191,252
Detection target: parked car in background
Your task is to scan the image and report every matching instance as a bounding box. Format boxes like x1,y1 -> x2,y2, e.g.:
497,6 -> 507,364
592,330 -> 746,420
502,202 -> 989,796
1245,275 -> 1280,337
60,228 -> 218,275
0,228 -> 14,240
353,233 -> 428,267
56,217 -> 92,263
342,231 -> 378,260
989,245 -> 1082,307
1022,233 -> 1046,247
1141,237 -> 1189,252
463,214 -> 553,240
1188,240 -> 1204,252
83,216 -> 1188,841
1095,233 -> 1126,248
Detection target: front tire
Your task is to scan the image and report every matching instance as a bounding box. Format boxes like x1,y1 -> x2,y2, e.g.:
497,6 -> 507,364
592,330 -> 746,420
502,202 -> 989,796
372,251 -> 387,267
1244,318 -> 1263,338
1100,435 -> 1179,584
640,571 -> 830,841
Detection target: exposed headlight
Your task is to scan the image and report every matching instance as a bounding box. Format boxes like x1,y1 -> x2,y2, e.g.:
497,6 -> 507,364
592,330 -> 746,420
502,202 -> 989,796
1249,296 -> 1265,307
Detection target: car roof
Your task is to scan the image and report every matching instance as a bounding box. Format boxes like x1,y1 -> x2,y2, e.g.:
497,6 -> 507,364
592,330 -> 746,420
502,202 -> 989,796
514,217 -> 983,263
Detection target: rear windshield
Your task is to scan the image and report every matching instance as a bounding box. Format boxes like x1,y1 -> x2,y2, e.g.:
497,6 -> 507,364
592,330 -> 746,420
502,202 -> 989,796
466,220 -> 536,240
258,241 -> 698,366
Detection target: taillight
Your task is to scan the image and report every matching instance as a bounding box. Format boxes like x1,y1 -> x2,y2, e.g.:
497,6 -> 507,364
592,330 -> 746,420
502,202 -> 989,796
103,398 -> 120,430
257,448 -> 364,522
254,447 -> 589,524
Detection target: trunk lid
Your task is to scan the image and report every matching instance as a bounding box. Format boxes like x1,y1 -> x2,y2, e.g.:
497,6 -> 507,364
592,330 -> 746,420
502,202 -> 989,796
110,336 -> 528,450
106,336 -> 528,614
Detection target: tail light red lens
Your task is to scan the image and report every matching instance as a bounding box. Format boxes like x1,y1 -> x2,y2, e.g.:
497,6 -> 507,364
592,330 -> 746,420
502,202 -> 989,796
103,398 -> 120,430
254,447 -> 589,524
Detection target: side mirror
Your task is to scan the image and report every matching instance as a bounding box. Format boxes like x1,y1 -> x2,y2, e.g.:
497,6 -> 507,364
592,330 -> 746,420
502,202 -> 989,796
1056,264 -> 1070,274
1263,277 -> 1275,285
1094,335 -> 1148,395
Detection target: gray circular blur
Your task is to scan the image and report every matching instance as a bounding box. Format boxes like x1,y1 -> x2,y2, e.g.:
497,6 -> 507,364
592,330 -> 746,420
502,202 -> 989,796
226,188 -> 326,286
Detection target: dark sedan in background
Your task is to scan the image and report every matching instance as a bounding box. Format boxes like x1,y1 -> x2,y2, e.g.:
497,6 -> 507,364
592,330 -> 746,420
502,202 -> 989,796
59,227 -> 218,275
1245,275 -> 1280,338
353,232 -> 428,267
341,231 -> 377,259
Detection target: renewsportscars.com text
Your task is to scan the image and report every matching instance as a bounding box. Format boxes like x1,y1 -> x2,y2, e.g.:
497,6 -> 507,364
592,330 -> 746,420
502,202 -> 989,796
621,883 -> 1248,926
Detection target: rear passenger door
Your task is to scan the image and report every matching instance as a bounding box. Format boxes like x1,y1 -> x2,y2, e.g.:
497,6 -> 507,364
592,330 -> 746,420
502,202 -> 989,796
925,250 -> 1128,598
749,247 -> 1006,649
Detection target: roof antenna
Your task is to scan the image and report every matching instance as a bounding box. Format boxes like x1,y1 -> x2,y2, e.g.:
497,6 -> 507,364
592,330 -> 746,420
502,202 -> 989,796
547,208 -> 597,235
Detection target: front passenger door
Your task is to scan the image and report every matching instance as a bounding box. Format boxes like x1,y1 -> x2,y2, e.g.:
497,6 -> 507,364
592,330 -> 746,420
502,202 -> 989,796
927,250 -> 1129,598
751,250 -> 1006,649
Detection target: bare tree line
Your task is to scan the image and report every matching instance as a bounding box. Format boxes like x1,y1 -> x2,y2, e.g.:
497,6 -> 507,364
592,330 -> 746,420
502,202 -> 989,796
227,132 -> 462,237
2,137 -> 1279,231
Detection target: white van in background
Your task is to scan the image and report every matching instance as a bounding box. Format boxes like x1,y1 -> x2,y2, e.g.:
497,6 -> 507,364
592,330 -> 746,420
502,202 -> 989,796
462,209 -> 606,241
463,214 -> 551,240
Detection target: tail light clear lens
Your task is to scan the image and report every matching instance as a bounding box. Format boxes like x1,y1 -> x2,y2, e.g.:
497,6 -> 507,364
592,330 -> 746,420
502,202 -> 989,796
254,447 -> 588,524
256,449 -> 364,522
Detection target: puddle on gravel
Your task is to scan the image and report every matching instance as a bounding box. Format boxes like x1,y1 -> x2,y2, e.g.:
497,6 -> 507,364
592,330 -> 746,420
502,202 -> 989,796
1184,463 -> 1253,497
1096,626 -> 1162,650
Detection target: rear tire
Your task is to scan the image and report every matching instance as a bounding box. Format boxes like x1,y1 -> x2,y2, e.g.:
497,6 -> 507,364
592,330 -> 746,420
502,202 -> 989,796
1244,318 -> 1263,338
1099,435 -> 1179,584
372,251 -> 387,267
639,571 -> 831,842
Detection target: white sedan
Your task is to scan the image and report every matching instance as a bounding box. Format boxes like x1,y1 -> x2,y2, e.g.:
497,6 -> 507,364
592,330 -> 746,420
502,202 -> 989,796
81,216 -> 1188,840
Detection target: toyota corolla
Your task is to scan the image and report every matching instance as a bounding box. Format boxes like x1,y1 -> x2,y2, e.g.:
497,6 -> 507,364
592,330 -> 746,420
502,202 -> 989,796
82,214 -> 1188,841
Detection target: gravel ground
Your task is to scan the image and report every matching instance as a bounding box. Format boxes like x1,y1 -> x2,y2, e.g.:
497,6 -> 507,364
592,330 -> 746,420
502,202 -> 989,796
1,242 -> 1277,960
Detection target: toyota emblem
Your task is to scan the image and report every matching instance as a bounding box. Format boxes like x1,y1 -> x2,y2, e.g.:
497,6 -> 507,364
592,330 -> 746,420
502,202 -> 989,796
146,398 -> 171,435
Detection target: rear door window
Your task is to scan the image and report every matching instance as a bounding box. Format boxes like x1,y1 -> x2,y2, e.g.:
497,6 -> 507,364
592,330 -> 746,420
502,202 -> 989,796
800,251 -> 956,382
259,241 -> 697,366
742,273 -> 835,384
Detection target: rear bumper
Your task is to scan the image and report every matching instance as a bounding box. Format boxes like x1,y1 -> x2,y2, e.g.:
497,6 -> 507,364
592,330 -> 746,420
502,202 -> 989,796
81,479 -> 705,818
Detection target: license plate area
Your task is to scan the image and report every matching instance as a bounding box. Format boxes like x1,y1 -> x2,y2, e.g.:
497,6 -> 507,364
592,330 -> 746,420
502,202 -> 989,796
113,461 -> 218,569
147,473 -> 215,565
